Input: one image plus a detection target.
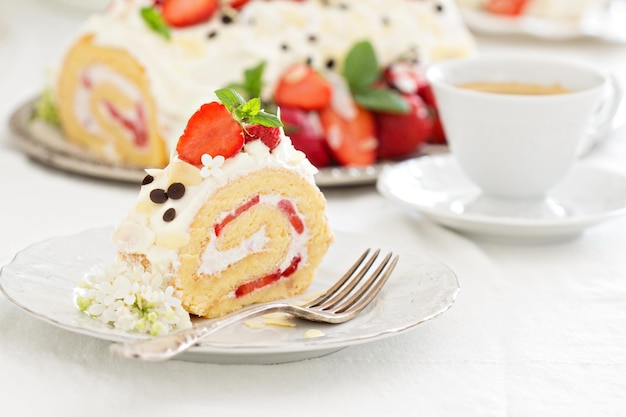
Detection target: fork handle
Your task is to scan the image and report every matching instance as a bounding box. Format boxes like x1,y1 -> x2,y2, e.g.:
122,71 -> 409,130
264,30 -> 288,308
109,302 -> 287,361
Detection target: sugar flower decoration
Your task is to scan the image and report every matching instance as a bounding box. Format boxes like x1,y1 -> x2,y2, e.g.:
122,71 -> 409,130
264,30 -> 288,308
76,263 -> 192,336
200,153 -> 225,178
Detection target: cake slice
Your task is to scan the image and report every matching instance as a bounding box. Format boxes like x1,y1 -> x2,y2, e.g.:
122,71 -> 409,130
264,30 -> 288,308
111,89 -> 334,319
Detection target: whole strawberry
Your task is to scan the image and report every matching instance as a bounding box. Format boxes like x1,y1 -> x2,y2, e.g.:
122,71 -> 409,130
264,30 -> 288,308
375,94 -> 433,160
280,107 -> 332,167
244,124 -> 281,150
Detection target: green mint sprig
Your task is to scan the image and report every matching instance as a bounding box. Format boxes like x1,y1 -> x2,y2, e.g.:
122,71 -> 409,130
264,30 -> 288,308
140,6 -> 171,40
343,40 -> 409,114
215,87 -> 283,127
225,62 -> 266,100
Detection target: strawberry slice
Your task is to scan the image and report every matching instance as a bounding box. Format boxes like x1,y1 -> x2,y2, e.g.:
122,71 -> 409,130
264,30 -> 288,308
275,64 -> 332,110
224,0 -> 249,9
235,255 -> 302,298
161,0 -> 219,28
176,102 -> 244,164
485,0 -> 527,16
320,105 -> 377,167
277,199 -> 304,234
243,124 -> 281,150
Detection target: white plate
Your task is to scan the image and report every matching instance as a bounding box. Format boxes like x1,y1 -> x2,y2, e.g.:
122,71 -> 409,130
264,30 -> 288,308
9,97 -> 417,188
459,3 -> 626,42
377,154 -> 626,242
0,227 -> 459,364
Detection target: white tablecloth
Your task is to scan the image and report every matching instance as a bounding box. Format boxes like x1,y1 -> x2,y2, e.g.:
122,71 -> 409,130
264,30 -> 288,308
1,1 -> 625,416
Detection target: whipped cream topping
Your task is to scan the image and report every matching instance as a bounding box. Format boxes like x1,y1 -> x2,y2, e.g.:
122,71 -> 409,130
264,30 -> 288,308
73,0 -> 474,147
114,131 -> 317,276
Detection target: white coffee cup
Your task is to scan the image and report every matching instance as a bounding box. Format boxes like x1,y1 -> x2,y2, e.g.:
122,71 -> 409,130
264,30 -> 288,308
426,56 -> 620,207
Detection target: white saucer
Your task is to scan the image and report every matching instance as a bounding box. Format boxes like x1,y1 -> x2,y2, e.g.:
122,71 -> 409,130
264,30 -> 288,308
377,154 -> 626,242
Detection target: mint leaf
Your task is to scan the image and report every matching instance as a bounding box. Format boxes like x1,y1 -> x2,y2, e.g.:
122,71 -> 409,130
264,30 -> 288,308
248,111 -> 283,127
224,62 -> 266,100
343,40 -> 380,93
215,88 -> 246,111
216,88 -> 282,127
240,97 -> 262,116
243,62 -> 265,99
353,89 -> 410,113
140,7 -> 170,40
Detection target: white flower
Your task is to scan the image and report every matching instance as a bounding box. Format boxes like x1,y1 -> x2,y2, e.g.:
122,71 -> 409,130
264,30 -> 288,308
200,154 -> 225,178
76,262 -> 192,336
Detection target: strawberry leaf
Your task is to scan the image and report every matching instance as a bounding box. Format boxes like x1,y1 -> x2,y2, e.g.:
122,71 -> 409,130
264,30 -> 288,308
353,89 -> 409,113
343,40 -> 380,93
140,7 -> 171,40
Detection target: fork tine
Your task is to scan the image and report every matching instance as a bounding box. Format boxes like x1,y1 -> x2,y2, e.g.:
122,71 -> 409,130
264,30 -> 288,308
334,253 -> 398,315
314,249 -> 381,310
304,248 -> 372,308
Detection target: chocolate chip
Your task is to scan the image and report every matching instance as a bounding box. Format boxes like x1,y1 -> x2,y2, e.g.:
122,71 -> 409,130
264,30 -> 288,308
150,189 -> 168,204
167,182 -> 186,200
163,208 -> 176,222
435,3 -> 444,12
325,58 -> 335,70
280,43 -> 289,51
307,34 -> 317,43
221,14 -> 233,24
142,175 -> 154,185
207,30 -> 218,39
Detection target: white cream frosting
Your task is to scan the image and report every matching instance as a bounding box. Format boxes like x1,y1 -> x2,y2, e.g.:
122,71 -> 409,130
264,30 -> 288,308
72,0 -> 474,148
114,131 -> 317,277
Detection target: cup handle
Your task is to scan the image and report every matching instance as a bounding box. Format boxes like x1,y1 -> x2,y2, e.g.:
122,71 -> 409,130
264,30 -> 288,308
581,73 -> 622,154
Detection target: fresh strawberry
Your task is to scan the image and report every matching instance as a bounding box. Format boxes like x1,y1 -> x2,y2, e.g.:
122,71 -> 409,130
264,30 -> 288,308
224,0 -> 249,9
375,94 -> 433,159
176,102 -> 244,164
280,107 -> 332,167
416,82 -> 447,144
275,64 -> 332,110
428,111 -> 447,144
320,105 -> 377,167
161,0 -> 218,28
243,124 -> 281,150
485,0 -> 527,16
417,82 -> 437,108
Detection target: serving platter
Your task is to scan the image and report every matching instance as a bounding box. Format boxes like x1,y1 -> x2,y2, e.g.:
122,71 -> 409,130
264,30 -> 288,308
8,97 -> 417,187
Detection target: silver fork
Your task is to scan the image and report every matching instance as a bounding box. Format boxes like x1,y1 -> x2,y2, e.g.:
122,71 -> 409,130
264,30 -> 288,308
109,248 -> 399,361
